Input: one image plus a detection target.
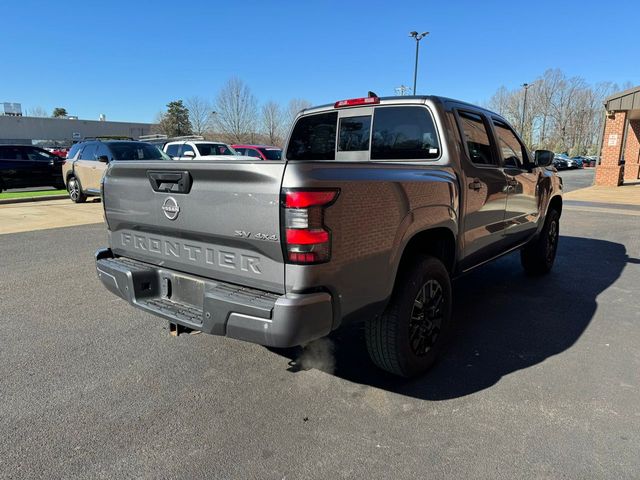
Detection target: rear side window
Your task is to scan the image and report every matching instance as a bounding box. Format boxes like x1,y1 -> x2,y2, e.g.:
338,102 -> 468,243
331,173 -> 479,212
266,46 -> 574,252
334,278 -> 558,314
80,143 -> 97,160
371,106 -> 439,160
458,111 -> 496,166
109,143 -> 168,160
181,144 -> 195,157
259,148 -> 282,160
338,116 -> 371,152
287,112 -> 337,160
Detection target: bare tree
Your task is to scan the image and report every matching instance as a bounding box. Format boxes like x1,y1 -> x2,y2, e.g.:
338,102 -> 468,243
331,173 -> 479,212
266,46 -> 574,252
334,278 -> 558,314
285,98 -> 312,132
186,96 -> 214,135
261,101 -> 284,145
213,77 -> 258,143
27,106 -> 48,117
485,69 -> 628,155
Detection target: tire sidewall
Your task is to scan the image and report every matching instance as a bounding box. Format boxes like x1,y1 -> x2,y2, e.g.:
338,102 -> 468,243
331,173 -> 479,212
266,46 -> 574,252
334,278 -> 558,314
393,257 -> 453,377
68,176 -> 82,202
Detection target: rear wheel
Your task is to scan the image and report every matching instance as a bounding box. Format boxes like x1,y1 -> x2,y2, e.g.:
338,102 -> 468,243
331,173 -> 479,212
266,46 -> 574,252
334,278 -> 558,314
365,255 -> 453,378
520,208 -> 560,275
67,176 -> 86,203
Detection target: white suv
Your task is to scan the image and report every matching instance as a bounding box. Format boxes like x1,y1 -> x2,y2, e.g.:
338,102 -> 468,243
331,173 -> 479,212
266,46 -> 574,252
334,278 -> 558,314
163,140 -> 243,160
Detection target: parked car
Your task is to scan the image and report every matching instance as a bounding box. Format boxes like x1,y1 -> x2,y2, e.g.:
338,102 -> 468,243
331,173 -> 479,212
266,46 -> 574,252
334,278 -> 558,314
96,94 -> 562,378
232,144 -> 283,160
553,157 -> 569,170
0,145 -> 65,192
554,153 -> 578,169
62,140 -> 170,202
163,140 -> 242,160
570,156 -> 586,168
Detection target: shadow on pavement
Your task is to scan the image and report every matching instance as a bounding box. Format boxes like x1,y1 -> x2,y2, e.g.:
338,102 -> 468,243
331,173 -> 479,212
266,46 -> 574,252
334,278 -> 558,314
278,235 -> 630,400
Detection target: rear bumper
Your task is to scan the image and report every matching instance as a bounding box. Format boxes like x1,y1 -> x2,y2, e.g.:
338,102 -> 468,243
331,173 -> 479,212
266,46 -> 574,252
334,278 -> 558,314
95,248 -> 333,348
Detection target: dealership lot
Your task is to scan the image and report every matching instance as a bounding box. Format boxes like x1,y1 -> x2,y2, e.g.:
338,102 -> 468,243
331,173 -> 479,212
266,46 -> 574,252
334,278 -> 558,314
1,171 -> 639,479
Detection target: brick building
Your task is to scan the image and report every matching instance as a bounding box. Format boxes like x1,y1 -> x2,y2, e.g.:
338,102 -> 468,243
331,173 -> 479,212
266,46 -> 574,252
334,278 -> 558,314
595,86 -> 640,186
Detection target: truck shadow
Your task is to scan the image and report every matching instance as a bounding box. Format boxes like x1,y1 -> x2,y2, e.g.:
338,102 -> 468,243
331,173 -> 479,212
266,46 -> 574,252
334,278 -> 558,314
279,235 -> 629,400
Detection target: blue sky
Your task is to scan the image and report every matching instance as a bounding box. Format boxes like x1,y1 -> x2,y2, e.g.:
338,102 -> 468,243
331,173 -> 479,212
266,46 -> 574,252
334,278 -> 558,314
2,0 -> 638,122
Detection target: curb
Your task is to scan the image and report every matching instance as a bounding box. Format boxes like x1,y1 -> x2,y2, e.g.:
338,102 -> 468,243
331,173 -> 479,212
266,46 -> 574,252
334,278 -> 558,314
0,194 -> 69,205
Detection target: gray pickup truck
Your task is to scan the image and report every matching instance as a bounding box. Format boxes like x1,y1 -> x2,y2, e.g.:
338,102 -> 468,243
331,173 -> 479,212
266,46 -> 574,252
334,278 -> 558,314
96,95 -> 562,377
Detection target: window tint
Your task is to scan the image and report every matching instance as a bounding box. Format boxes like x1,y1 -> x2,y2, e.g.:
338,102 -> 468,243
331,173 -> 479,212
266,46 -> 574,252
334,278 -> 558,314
0,146 -> 20,160
246,148 -> 261,158
286,112 -> 337,160
181,144 -> 195,157
259,148 -> 282,160
234,148 -> 246,155
24,147 -> 56,161
371,106 -> 439,160
96,143 -> 111,161
165,144 -> 180,158
109,142 -> 168,160
338,115 -> 371,152
458,111 -> 496,166
196,143 -> 235,156
493,121 -> 527,169
67,143 -> 82,159
80,143 -> 97,160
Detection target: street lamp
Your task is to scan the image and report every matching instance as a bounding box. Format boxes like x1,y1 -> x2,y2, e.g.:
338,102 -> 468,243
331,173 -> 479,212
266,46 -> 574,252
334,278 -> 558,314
520,82 -> 533,135
409,31 -> 429,95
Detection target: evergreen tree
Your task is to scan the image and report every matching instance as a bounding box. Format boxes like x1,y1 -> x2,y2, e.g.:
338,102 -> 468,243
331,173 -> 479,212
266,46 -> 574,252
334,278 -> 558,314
158,100 -> 193,136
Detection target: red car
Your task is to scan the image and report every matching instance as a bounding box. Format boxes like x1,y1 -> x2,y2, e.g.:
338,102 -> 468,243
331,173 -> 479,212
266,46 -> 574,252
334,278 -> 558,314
231,144 -> 282,160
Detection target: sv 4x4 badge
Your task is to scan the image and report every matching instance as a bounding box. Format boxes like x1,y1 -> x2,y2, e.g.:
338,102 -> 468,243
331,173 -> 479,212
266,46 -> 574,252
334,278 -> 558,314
234,230 -> 279,241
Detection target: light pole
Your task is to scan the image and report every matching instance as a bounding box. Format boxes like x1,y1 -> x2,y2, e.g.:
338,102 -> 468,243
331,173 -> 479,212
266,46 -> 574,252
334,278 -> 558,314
520,82 -> 532,135
409,31 -> 429,95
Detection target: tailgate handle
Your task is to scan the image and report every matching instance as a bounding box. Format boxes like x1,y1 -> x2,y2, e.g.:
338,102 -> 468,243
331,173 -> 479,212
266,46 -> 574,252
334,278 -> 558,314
147,171 -> 192,194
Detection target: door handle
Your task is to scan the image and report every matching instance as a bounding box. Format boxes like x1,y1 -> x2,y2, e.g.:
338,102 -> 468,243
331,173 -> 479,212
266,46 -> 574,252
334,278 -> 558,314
468,179 -> 482,191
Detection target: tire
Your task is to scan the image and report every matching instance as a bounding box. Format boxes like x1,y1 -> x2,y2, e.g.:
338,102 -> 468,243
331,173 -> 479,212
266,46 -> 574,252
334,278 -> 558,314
520,208 -> 560,275
67,176 -> 87,203
365,255 -> 453,378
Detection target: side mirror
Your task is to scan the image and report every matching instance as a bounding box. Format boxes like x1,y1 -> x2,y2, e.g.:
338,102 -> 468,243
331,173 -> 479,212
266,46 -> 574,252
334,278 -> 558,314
534,150 -> 554,167
182,150 -> 196,158
97,155 -> 109,163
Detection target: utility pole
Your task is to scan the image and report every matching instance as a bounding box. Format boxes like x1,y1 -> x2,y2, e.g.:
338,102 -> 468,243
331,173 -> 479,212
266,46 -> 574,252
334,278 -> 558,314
409,31 -> 429,95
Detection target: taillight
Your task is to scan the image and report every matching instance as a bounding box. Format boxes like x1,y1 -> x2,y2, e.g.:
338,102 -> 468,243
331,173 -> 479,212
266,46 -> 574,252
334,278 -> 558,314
283,189 -> 339,264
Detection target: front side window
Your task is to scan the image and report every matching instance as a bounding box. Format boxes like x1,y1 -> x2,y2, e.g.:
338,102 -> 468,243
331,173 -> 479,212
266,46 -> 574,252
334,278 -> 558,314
458,111 -> 496,166
338,115 -> 371,152
96,144 -> 112,161
286,112 -> 337,160
246,148 -> 261,158
165,144 -> 179,157
80,143 -> 97,160
24,147 -> 56,162
371,106 -> 440,160
493,121 -> 528,169
196,143 -> 235,156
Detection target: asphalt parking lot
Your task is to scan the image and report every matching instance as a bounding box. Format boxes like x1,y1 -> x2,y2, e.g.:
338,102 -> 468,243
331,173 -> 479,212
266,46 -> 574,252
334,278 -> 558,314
1,170 -> 639,479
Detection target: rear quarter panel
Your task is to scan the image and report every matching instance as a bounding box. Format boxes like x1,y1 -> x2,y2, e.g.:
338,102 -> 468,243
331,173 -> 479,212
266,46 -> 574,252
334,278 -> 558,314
282,162 -> 459,327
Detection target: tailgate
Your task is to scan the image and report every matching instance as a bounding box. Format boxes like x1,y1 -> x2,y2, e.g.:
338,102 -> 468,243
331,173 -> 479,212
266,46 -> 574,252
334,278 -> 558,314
103,160 -> 286,294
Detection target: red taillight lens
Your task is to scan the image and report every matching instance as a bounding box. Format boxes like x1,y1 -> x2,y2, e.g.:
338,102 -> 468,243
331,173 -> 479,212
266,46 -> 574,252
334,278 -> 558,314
285,190 -> 338,208
334,96 -> 380,108
282,189 -> 339,264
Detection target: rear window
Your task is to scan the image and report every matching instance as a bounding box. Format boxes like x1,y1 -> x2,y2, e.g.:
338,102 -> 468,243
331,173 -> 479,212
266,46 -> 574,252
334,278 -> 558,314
196,143 -> 236,156
286,112 -> 337,160
259,147 -> 282,160
338,116 -> 371,152
109,143 -> 169,161
371,106 -> 439,160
